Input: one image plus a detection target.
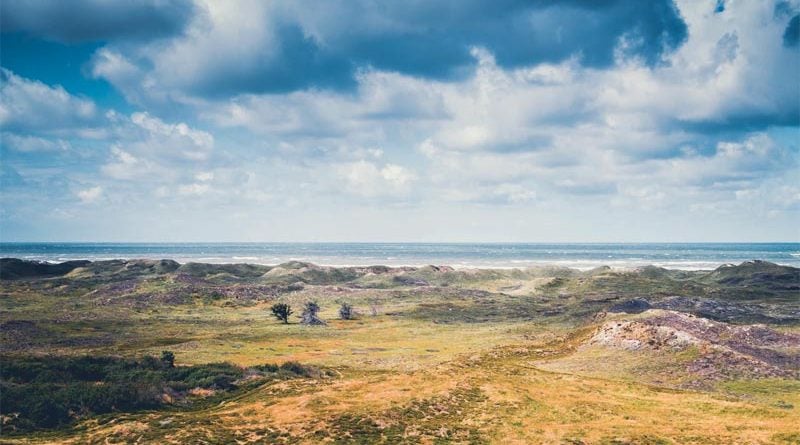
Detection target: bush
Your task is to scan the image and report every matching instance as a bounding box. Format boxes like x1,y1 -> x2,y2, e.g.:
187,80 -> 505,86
279,361 -> 310,376
253,363 -> 279,373
0,354 -> 316,433
270,303 -> 293,324
0,356 -> 167,431
339,302 -> 354,320
161,351 -> 175,368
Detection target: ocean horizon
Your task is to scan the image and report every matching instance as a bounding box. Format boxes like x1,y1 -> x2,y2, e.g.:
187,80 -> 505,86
2,242 -> 798,271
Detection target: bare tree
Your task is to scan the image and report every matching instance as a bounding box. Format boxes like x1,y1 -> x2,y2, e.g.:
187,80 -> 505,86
300,301 -> 326,325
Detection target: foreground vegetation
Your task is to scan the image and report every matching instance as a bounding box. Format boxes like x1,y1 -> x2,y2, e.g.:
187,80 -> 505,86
0,354 -> 318,432
0,258 -> 798,443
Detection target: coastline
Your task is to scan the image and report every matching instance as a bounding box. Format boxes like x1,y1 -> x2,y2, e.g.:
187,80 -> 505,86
3,241 -> 799,271
3,256 -> 798,272
3,242 -> 798,272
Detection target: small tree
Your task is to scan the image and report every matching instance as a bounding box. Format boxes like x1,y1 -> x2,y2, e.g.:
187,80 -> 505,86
160,350 -> 175,368
271,303 -> 293,324
339,302 -> 354,320
300,301 -> 326,325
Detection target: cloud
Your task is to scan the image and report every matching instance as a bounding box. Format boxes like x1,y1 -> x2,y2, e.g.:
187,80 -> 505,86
178,182 -> 210,196
87,0 -> 688,98
1,133 -> 70,152
76,186 -> 103,203
440,183 -> 537,205
195,171 -> 213,181
378,164 -> 415,189
784,14 -> 800,46
654,133 -> 797,187
0,0 -> 197,43
101,145 -> 152,180
204,71 -> 448,147
129,112 -> 213,160
1,0 -> 798,241
100,112 -> 214,181
337,160 -> 416,198
89,48 -> 149,105
194,0 -> 797,207
0,68 -> 98,135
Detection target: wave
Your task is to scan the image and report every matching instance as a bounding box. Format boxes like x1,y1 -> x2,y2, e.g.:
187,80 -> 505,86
4,243 -> 799,271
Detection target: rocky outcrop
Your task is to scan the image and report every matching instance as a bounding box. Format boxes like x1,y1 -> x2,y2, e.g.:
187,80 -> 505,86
586,310 -> 800,383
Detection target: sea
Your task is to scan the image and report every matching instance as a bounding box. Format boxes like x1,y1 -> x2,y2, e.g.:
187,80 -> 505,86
1,242 -> 798,271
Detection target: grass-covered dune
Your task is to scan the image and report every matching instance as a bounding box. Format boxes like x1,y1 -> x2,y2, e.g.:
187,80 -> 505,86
1,258 -> 798,443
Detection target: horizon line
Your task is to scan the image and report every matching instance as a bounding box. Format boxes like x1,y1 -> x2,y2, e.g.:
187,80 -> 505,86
1,241 -> 799,245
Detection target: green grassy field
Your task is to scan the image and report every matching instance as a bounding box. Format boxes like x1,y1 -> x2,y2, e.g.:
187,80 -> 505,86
1,259 -> 798,444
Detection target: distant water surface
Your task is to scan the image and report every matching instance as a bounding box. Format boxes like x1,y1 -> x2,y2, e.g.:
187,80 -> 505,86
1,243 -> 798,270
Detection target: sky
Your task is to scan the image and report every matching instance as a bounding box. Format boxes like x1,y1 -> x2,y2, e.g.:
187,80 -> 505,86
0,0 -> 798,242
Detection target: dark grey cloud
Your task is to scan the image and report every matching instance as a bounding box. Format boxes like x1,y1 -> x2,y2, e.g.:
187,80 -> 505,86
775,1 -> 796,19
343,0 -> 687,71
183,0 -> 688,95
0,0 -> 197,43
784,14 -> 800,47
186,23 -> 357,96
471,0 -> 687,68
677,110 -> 800,135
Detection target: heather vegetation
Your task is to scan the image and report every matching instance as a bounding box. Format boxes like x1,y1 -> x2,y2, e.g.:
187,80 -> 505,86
0,258 -> 798,443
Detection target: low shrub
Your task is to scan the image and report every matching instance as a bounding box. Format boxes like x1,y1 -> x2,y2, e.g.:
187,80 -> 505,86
0,353 -> 318,432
